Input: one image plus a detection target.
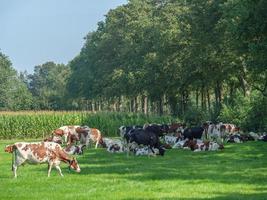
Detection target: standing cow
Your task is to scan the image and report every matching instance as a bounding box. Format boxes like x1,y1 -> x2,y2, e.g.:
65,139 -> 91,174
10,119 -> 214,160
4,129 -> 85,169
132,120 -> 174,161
4,142 -> 81,178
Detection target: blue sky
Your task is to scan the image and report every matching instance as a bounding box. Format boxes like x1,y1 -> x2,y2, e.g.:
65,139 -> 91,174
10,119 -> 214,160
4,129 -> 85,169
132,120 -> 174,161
0,0 -> 127,73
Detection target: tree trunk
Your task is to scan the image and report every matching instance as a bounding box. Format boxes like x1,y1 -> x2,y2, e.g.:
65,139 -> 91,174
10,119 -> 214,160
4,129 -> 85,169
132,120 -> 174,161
207,88 -> 210,111
158,96 -> 163,116
196,88 -> 199,108
144,95 -> 148,115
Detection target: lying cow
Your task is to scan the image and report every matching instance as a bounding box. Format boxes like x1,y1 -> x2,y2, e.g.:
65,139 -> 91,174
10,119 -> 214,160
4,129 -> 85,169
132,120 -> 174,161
164,135 -> 179,146
134,146 -> 160,156
185,140 -> 224,152
102,138 -> 124,153
64,144 -> 86,155
126,129 -> 165,156
4,142 -> 81,178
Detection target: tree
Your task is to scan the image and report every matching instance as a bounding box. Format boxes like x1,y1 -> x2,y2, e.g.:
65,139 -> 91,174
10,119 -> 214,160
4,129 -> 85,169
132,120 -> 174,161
28,62 -> 70,109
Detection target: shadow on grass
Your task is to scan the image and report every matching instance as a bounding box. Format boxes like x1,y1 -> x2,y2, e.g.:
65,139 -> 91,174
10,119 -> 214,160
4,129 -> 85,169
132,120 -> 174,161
122,192 -> 267,200
75,141 -> 267,187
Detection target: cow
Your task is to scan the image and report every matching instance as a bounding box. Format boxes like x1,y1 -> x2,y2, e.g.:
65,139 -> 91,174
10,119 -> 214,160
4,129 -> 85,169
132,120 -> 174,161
4,142 -> 81,178
172,139 -> 188,149
65,144 -> 86,155
126,129 -> 165,156
225,134 -> 244,143
102,138 -> 124,153
183,127 -> 205,140
44,135 -> 62,144
143,124 -> 169,137
134,146 -> 160,156
52,125 -> 90,144
87,128 -> 103,149
168,122 -> 186,134
184,139 -> 224,152
259,134 -> 267,142
118,125 -> 143,138
164,135 -> 179,146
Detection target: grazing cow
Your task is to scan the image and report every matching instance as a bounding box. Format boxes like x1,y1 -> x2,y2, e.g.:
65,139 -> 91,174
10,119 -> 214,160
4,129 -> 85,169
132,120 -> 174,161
143,124 -> 169,137
4,142 -> 80,178
126,129 -> 165,156
183,127 -> 205,140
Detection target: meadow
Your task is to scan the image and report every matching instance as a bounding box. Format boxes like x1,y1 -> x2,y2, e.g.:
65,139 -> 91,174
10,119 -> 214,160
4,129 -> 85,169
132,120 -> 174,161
1,140 -> 267,200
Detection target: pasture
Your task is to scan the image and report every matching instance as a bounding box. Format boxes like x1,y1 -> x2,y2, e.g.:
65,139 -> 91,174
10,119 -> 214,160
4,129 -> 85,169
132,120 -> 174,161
1,140 -> 267,200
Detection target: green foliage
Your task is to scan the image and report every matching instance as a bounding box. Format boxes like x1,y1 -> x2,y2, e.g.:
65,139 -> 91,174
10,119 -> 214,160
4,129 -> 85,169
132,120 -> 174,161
28,62 -> 70,110
0,111 -> 176,139
219,91 -> 267,131
0,52 -> 33,110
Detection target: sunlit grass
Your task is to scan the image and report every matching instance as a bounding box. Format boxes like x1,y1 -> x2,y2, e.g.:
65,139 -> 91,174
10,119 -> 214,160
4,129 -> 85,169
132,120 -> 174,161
0,140 -> 267,199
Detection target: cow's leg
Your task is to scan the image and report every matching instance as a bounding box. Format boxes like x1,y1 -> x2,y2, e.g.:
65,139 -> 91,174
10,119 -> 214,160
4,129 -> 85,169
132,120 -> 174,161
13,152 -> 25,178
95,139 -> 99,149
13,164 -> 18,178
55,165 -> 64,177
85,135 -> 90,148
47,162 -> 53,177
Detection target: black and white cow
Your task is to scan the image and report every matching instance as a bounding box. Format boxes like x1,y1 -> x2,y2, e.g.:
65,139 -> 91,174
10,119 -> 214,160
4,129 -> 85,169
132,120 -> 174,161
183,127 -> 205,140
126,129 -> 165,156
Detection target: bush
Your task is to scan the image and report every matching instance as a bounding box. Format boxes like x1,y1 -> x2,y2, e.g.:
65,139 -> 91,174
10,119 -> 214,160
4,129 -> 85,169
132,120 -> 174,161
219,91 -> 267,132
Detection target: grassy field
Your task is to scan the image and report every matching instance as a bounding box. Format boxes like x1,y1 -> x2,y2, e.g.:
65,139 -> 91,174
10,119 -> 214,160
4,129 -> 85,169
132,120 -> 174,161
0,140 -> 267,200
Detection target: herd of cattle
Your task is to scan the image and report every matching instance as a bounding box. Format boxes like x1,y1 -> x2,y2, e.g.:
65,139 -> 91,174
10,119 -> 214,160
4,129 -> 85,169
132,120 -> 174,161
4,122 -> 267,178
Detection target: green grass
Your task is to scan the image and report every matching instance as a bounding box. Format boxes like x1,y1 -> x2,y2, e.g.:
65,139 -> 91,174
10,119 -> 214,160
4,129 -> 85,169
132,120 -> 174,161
0,140 -> 267,200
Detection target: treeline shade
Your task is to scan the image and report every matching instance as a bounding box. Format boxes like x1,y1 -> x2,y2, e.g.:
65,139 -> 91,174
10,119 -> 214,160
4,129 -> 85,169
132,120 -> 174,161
0,0 -> 266,131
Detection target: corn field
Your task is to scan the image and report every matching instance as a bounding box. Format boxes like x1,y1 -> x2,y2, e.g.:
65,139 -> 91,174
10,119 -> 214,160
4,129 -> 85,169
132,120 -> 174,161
0,111 -> 176,139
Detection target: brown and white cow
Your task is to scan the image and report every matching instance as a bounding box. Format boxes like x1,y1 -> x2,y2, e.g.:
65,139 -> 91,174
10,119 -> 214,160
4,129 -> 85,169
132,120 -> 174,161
87,128 -> 103,149
52,125 -> 90,145
4,142 -> 80,178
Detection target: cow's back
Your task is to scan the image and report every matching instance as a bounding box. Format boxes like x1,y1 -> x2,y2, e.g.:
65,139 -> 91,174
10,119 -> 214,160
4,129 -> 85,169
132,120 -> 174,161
14,142 -> 62,164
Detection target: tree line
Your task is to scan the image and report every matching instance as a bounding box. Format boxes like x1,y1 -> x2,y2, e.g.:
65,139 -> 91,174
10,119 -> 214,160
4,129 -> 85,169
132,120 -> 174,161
0,0 -> 266,131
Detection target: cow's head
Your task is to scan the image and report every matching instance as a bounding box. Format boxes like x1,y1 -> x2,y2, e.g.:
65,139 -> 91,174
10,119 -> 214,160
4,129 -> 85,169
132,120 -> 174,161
118,126 -> 126,137
69,158 -> 81,173
4,145 -> 14,153
53,129 -> 64,136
